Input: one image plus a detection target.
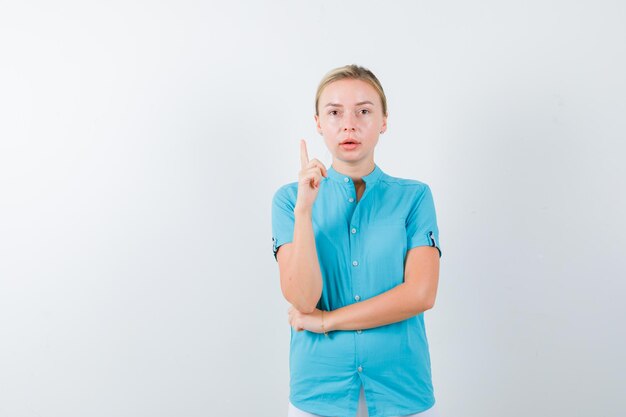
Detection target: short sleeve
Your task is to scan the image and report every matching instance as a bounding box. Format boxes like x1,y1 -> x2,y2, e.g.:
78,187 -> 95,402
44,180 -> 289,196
271,185 -> 296,262
406,184 -> 442,257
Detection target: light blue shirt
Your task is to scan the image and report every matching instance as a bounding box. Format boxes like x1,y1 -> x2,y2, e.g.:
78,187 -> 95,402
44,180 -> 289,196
271,163 -> 442,417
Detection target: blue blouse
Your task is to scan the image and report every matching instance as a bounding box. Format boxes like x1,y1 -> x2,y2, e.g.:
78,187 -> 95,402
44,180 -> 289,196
271,163 -> 442,417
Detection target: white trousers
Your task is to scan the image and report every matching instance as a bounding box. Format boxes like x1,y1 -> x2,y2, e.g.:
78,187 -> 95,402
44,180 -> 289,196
287,385 -> 440,417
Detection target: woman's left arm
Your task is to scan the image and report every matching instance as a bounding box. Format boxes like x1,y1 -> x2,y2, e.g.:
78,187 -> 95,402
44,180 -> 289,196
288,245 -> 439,333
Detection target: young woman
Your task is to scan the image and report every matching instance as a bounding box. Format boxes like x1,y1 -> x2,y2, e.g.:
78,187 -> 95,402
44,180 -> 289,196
271,65 -> 442,417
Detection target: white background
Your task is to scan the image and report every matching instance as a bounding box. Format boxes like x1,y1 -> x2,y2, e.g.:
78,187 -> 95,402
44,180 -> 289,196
1,1 -> 625,416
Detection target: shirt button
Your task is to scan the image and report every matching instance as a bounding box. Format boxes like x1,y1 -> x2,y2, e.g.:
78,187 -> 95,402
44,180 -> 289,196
344,177 -> 350,182
357,366 -> 363,372
352,260 -> 358,267
356,329 -> 362,334
348,197 -> 354,203
351,228 -> 357,234
354,295 -> 361,301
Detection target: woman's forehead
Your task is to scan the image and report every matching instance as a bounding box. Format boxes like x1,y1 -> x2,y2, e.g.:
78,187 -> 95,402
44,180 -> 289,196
320,79 -> 381,106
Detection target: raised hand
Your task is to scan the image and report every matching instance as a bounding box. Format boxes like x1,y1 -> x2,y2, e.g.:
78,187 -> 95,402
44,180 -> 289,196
296,139 -> 328,211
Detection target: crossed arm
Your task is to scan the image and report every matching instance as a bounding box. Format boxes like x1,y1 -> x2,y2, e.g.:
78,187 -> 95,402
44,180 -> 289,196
283,245 -> 440,333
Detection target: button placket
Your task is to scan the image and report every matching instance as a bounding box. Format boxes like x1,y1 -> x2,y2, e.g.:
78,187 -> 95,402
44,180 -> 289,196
345,176 -> 356,203
348,181 -> 364,344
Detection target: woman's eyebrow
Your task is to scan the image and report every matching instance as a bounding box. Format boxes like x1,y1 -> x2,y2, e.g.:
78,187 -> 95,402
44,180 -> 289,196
324,101 -> 374,108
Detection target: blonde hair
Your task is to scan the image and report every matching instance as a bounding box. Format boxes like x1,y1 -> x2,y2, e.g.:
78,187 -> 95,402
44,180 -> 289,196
315,64 -> 388,116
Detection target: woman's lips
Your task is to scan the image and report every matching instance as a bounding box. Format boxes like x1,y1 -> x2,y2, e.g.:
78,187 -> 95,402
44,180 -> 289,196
340,142 -> 360,150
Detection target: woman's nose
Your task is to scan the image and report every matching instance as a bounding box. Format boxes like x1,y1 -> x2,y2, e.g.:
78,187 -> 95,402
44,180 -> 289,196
343,113 -> 357,131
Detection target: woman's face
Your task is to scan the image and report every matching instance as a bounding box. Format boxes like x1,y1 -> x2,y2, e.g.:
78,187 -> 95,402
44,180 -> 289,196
315,79 -> 387,165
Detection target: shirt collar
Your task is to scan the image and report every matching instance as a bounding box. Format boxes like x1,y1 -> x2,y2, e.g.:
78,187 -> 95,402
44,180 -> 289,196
326,163 -> 384,185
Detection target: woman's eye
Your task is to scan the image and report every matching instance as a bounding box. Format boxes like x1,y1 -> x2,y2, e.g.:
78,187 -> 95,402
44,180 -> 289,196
359,109 -> 370,115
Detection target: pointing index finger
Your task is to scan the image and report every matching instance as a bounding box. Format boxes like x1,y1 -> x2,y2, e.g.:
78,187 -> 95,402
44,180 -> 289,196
300,139 -> 309,169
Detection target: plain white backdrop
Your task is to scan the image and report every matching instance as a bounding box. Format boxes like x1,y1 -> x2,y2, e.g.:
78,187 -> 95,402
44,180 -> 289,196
1,1 -> 625,416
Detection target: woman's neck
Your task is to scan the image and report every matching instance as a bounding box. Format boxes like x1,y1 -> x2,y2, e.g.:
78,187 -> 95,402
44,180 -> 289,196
331,159 -> 375,182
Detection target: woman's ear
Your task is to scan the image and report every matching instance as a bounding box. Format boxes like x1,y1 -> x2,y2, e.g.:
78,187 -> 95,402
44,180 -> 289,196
380,114 -> 388,134
314,114 -> 322,135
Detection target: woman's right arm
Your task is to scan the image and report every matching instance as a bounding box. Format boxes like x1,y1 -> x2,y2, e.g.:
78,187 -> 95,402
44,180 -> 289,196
276,205 -> 323,314
276,139 -> 327,314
